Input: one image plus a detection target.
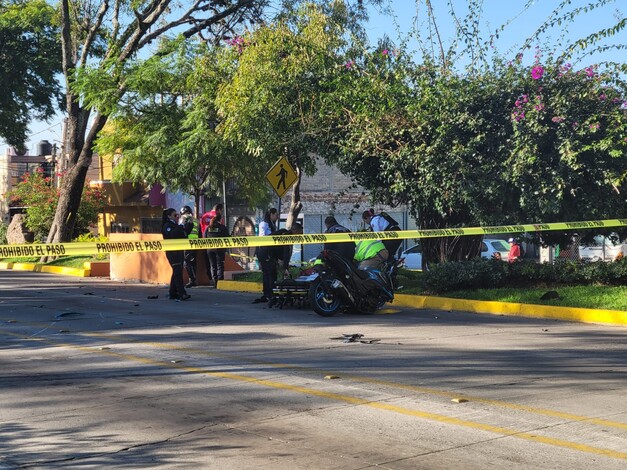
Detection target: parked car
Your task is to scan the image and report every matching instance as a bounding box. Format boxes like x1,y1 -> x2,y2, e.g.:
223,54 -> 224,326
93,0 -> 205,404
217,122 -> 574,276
401,238 -> 510,270
579,235 -> 625,261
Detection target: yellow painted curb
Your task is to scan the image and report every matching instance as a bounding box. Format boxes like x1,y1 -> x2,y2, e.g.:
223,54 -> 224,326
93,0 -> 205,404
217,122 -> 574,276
40,265 -> 90,277
1,262 -> 89,277
217,280 -> 262,293
394,294 -> 627,327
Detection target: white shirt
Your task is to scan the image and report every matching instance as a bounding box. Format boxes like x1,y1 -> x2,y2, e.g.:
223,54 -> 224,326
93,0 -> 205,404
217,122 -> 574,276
369,214 -> 390,232
259,220 -> 274,236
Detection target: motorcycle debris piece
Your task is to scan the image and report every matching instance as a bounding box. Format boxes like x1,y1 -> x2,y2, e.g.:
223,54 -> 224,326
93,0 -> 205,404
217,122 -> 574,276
147,295 -> 159,299
359,339 -> 381,344
324,375 -> 340,380
451,398 -> 469,403
55,312 -> 84,320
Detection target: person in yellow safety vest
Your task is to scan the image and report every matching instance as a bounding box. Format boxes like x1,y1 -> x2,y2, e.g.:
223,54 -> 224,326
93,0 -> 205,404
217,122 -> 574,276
179,205 -> 200,288
354,239 -> 389,270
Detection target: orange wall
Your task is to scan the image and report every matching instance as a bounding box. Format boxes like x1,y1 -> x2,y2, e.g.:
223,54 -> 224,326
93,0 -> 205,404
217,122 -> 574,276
109,233 -> 243,285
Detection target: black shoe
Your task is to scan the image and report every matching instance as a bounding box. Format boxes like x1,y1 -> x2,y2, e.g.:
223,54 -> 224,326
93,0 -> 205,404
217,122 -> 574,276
179,294 -> 191,301
252,296 -> 268,304
185,281 -> 197,288
168,294 -> 180,300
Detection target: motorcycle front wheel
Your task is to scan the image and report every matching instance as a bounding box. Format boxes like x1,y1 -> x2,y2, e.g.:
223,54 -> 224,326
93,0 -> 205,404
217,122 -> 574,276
308,278 -> 343,316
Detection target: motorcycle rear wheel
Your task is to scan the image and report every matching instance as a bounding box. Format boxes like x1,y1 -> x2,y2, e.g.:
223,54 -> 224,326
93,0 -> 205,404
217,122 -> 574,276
308,278 -> 343,316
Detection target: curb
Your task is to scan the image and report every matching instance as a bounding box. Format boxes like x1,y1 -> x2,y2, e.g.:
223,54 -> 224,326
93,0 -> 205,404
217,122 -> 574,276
1,262 -> 90,277
217,280 -> 627,327
393,294 -> 627,327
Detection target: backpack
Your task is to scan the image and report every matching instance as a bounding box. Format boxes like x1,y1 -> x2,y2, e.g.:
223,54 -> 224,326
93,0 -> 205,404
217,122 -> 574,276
379,211 -> 399,230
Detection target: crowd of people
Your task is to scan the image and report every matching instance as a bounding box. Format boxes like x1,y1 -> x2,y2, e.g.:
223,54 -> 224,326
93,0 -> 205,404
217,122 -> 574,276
162,205 -> 403,303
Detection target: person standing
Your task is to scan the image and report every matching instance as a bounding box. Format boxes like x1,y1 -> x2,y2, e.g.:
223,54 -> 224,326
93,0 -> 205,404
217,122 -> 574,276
180,205 -> 200,288
162,208 -> 190,301
253,208 -> 279,304
362,208 -> 403,260
204,213 -> 229,288
323,216 -> 355,261
508,238 -> 522,263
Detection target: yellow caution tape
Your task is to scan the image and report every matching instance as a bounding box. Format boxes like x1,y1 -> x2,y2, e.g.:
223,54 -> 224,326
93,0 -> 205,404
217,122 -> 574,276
1,218 -> 626,258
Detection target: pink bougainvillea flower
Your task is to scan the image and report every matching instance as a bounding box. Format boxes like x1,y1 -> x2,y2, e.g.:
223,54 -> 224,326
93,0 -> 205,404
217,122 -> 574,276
551,116 -> 565,123
382,49 -> 389,56
534,104 -> 544,111
345,60 -> 354,69
531,66 -> 544,80
599,93 -> 607,101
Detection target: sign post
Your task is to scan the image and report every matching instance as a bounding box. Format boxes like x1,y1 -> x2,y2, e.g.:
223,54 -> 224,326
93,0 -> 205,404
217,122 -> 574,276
266,157 -> 298,230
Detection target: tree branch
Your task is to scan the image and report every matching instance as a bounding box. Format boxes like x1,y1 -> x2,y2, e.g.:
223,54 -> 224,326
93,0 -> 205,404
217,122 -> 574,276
79,0 -> 110,69
140,0 -> 256,48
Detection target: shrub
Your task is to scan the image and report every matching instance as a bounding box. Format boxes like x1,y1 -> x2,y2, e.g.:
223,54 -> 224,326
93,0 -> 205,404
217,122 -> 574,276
423,258 -> 508,294
7,170 -> 106,241
73,233 -> 109,260
423,257 -> 627,294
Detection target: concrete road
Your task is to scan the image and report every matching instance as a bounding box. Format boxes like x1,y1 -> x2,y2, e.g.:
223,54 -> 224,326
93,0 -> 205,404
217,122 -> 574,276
0,271 -> 626,469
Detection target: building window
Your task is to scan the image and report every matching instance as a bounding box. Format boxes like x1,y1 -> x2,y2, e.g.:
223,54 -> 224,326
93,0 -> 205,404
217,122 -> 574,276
141,218 -> 161,234
111,223 -> 130,233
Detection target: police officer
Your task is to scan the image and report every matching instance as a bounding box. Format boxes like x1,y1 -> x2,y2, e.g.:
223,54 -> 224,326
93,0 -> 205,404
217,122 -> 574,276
179,205 -> 200,288
162,208 -> 190,301
323,216 -> 355,261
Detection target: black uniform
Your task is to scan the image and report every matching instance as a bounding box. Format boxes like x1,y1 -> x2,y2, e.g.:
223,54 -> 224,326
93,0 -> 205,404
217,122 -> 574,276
181,215 -> 200,287
324,223 -> 355,261
162,219 -> 188,299
204,222 -> 229,286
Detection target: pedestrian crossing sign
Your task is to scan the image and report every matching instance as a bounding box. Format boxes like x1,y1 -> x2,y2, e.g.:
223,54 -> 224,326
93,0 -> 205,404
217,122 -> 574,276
266,156 -> 297,198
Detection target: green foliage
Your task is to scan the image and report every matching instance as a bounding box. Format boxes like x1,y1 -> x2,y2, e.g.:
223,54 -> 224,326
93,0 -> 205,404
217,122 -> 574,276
96,40 -> 267,211
422,259 -> 509,293
6,170 -> 106,241
217,3 -> 351,179
424,258 -> 627,294
73,232 -> 109,260
0,0 -> 61,147
0,221 -> 7,244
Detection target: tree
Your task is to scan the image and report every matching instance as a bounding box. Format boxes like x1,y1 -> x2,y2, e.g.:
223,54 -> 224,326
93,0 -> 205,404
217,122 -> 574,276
216,3 -> 351,228
321,0 -> 627,265
0,0 -> 60,149
47,0 -> 266,243
327,47 -> 627,265
96,41 -> 270,216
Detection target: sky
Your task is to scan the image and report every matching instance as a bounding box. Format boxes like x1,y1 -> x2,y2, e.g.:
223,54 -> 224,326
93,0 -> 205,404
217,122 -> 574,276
5,0 -> 626,155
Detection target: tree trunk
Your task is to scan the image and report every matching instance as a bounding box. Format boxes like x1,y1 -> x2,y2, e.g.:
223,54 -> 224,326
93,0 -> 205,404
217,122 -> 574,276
418,211 -> 483,268
46,111 -> 108,246
285,165 -> 302,230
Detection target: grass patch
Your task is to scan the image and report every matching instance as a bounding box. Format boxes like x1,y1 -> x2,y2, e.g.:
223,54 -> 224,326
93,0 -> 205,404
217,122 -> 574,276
232,271 -> 263,283
1,255 -> 99,268
444,285 -> 627,311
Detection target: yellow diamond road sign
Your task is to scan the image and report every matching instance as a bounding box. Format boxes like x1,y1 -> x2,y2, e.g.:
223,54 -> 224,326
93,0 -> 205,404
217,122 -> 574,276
266,157 -> 297,198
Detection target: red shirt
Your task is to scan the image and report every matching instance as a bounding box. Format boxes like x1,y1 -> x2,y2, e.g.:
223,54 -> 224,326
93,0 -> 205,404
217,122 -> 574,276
509,243 -> 521,263
200,211 -> 216,237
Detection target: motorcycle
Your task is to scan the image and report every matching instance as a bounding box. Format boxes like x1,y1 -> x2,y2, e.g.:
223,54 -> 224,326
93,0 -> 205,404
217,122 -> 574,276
307,249 -> 400,316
